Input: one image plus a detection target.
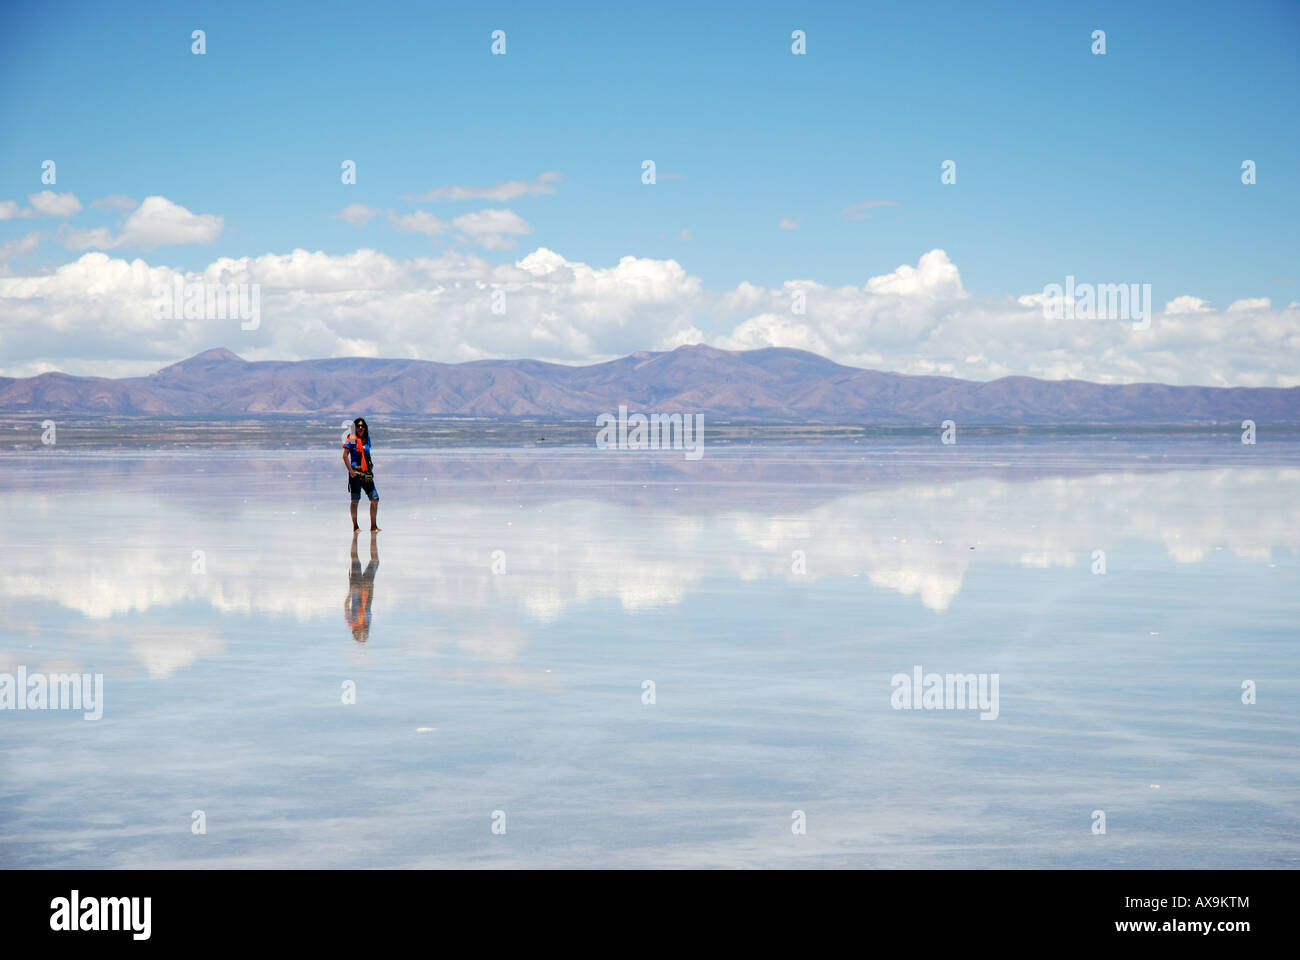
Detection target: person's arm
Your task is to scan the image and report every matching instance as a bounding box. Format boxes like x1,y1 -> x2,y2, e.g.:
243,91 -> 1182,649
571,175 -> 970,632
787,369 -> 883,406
342,443 -> 356,476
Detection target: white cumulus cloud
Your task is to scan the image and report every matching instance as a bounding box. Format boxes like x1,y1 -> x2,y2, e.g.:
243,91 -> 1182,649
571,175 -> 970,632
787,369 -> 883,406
0,191 -> 83,219
64,195 -> 223,250
2,245 -> 1298,388
450,208 -> 532,250
28,191 -> 83,217
710,250 -> 1299,386
0,246 -> 705,374
389,210 -> 449,236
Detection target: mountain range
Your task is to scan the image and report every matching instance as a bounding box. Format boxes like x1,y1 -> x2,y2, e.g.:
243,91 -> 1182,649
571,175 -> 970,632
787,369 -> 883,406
2,346 -> 1296,424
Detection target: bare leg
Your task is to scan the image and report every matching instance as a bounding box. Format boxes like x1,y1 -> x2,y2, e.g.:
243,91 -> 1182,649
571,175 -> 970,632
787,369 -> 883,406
369,498 -> 381,532
350,500 -> 359,532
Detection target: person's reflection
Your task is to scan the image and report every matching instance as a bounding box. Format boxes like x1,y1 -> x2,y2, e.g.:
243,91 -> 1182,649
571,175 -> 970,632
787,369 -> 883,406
345,531 -> 379,643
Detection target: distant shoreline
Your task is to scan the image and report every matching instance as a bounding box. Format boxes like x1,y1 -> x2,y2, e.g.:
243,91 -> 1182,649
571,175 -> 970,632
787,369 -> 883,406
7,416 -> 1300,452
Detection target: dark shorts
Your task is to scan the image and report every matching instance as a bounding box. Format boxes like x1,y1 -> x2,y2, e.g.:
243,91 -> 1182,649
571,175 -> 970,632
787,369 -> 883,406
349,475 -> 379,502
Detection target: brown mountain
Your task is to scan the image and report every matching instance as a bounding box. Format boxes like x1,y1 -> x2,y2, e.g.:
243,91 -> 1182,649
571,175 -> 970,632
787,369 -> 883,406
1,345 -> 1296,423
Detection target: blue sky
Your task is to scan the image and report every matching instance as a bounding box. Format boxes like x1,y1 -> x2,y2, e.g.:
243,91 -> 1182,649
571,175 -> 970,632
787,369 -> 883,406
1,0 -> 1297,383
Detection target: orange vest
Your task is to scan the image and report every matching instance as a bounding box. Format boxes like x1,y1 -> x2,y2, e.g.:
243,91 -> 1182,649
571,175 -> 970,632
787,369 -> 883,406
346,434 -> 369,471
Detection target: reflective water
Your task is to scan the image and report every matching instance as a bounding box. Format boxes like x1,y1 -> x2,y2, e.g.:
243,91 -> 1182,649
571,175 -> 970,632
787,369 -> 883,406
2,438 -> 1298,867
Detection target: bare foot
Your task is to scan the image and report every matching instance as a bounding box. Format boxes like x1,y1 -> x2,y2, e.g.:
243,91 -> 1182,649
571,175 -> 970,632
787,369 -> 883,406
352,526 -> 361,533
370,527 -> 382,532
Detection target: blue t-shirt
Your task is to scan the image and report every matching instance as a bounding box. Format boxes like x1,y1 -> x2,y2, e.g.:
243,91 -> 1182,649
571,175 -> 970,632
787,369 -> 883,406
344,435 -> 372,470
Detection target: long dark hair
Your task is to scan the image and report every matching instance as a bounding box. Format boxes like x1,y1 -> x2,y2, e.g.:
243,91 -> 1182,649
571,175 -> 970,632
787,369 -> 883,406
353,417 -> 369,440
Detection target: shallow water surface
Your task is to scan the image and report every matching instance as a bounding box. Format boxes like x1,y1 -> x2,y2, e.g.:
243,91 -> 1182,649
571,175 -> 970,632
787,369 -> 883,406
1,437 -> 1297,867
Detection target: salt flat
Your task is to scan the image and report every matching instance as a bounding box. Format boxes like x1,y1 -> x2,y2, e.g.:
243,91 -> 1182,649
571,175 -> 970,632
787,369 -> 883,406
1,436 -> 1297,868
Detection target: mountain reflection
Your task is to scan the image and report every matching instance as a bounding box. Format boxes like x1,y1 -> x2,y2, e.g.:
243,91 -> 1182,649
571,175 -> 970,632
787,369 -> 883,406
3,447 -> 1297,679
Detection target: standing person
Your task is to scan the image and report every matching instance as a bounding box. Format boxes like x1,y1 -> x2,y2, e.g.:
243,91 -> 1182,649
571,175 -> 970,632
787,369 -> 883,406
343,417 -> 380,532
